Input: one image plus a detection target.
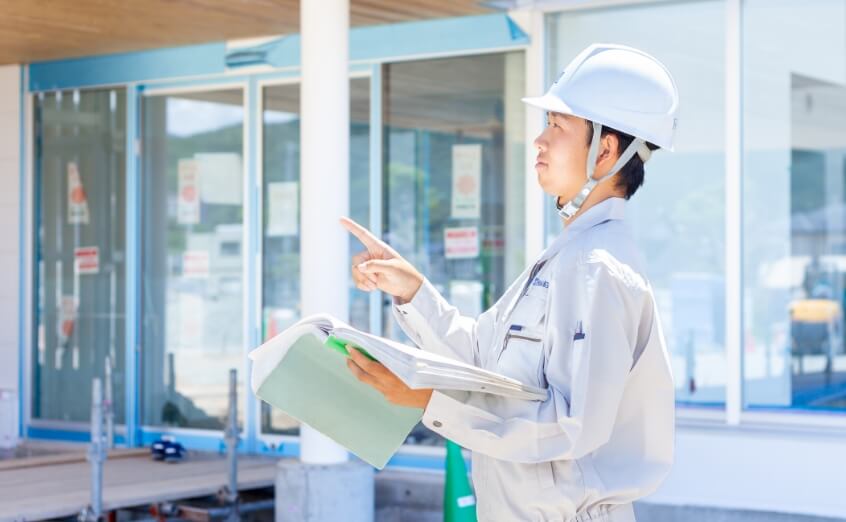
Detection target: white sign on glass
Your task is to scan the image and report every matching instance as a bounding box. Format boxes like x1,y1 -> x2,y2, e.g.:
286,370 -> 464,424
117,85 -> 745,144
196,152 -> 243,205
444,226 -> 480,259
450,144 -> 482,219
67,162 -> 90,225
177,159 -> 201,225
267,181 -> 299,237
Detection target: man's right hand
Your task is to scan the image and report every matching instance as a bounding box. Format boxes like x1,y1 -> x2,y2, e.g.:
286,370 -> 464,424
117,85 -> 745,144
340,217 -> 424,304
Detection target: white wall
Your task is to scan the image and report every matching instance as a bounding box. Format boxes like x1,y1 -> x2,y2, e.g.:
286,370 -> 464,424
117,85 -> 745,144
0,65 -> 21,441
647,422 -> 846,519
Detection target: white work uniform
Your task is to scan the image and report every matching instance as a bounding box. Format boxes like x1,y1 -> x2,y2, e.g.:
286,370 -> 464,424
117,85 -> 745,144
393,197 -> 674,521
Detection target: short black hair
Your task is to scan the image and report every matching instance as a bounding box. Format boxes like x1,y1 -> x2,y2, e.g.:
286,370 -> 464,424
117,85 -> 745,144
584,121 -> 659,199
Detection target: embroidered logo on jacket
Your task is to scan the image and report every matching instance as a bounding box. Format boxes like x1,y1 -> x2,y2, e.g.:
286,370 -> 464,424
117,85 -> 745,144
531,277 -> 549,289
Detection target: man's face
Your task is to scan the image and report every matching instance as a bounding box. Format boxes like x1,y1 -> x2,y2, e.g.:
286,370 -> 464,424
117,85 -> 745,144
532,112 -> 590,202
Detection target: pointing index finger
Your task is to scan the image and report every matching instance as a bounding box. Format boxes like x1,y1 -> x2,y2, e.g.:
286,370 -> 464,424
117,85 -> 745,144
340,217 -> 381,251
341,217 -> 402,259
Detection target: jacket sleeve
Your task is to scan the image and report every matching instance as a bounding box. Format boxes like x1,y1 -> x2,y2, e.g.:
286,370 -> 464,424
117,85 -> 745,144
419,257 -> 642,463
391,277 -> 482,366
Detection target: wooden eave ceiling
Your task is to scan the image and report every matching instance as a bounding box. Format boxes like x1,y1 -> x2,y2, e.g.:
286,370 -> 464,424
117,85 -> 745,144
0,0 -> 492,65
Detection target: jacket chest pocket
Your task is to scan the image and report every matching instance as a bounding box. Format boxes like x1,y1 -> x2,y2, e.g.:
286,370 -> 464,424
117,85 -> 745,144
495,291 -> 548,388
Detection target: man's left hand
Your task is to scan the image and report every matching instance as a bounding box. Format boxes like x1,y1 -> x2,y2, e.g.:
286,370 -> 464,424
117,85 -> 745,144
346,345 -> 433,410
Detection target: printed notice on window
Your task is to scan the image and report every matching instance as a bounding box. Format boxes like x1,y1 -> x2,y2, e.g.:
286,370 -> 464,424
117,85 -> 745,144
74,246 -> 99,275
196,152 -> 243,205
450,144 -> 482,219
182,250 -> 210,279
67,162 -> 90,225
444,226 -> 480,259
178,159 -> 201,225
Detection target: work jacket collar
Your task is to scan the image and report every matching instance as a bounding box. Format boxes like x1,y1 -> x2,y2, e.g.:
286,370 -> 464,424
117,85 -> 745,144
541,197 -> 627,262
565,196 -> 626,235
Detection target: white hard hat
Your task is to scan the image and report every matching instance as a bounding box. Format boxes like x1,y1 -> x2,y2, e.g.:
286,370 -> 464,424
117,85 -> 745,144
522,43 -> 679,218
523,43 -> 679,150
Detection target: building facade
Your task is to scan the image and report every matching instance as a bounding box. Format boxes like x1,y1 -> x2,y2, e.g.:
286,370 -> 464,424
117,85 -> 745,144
1,0 -> 845,519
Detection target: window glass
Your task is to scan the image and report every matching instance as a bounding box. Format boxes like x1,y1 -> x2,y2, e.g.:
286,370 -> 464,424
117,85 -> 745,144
260,78 -> 371,434
547,2 -> 727,406
382,52 -> 526,445
32,89 -> 127,423
743,0 -> 846,411
141,89 -> 245,429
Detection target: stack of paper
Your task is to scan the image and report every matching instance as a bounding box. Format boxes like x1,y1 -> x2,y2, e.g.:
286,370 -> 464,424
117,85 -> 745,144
249,314 -> 548,469
331,325 -> 548,400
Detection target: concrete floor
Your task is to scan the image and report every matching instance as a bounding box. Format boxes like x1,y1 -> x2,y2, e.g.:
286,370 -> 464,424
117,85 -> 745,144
374,469 -> 846,522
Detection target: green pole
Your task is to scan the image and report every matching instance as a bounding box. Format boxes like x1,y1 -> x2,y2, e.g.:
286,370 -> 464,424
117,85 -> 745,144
444,440 -> 477,522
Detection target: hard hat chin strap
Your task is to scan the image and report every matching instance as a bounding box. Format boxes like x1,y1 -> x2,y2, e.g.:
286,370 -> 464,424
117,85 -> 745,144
556,121 -> 648,219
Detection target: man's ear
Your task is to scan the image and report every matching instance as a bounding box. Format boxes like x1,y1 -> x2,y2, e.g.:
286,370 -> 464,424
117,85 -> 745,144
597,132 -> 619,166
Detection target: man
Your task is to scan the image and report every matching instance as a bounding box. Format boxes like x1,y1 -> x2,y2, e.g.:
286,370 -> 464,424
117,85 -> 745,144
343,43 -> 678,521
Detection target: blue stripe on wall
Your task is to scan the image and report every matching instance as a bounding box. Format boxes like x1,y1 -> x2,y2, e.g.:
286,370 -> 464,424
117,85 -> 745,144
29,42 -> 226,91
27,426 -> 127,445
349,13 -> 528,62
229,14 -> 529,69
28,14 -> 528,92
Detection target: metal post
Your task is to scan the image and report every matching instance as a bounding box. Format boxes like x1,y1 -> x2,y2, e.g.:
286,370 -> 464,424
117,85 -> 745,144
167,351 -> 176,396
104,356 -> 114,449
81,378 -> 105,521
224,368 -> 239,515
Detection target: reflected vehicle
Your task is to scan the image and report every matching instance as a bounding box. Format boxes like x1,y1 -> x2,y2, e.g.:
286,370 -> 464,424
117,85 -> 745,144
789,298 -> 843,378
787,255 -> 846,384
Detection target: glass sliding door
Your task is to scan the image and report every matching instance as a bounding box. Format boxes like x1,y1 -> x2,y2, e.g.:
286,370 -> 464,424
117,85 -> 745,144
259,78 -> 371,435
140,88 -> 245,430
382,52 -> 526,338
32,88 -> 127,424
381,52 -> 526,445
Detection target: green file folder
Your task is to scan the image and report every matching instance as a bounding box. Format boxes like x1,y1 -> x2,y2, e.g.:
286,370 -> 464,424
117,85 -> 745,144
255,333 -> 423,469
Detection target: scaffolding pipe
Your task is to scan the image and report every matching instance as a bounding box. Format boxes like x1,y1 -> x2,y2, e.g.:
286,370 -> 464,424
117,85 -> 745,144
82,378 -> 105,521
104,356 -> 114,449
224,368 -> 239,520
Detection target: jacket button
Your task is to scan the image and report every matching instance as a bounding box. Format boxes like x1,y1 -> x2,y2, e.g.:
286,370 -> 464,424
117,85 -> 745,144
433,421 -> 443,428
